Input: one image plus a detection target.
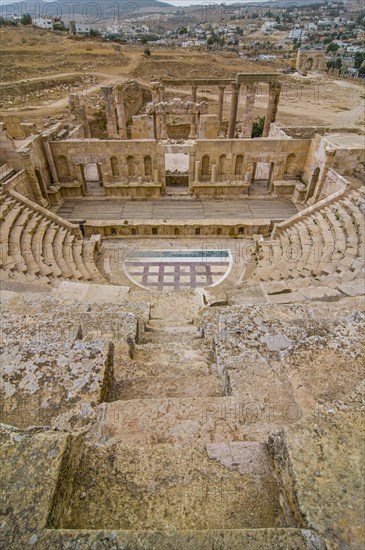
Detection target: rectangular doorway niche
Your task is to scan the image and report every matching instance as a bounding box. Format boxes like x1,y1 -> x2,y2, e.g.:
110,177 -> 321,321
165,152 -> 189,187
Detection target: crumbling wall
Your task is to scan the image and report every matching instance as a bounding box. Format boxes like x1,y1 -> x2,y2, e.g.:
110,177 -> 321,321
122,80 -> 152,125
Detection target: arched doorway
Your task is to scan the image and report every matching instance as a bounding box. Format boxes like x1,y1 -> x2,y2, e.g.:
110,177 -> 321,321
305,58 -> 313,71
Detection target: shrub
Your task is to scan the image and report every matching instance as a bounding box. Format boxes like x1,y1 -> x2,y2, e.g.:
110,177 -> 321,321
252,116 -> 265,138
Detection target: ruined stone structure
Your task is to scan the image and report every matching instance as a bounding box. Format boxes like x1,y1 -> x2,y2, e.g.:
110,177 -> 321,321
296,49 -> 327,73
0,73 -> 364,549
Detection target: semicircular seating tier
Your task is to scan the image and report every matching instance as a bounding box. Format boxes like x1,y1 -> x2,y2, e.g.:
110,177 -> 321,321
0,191 -> 106,287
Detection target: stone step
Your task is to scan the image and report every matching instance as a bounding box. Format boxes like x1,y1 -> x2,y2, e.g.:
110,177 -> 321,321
82,238 -> 106,283
112,346 -> 224,400
63,233 -> 83,280
147,318 -> 194,329
31,220 -> 54,277
111,374 -> 224,400
133,340 -> 213,363
20,213 -> 41,275
62,441 -> 291,531
114,359 -> 213,378
145,322 -> 199,335
53,227 -> 73,278
41,528 -> 313,549
42,224 -> 63,277
0,197 -> 14,218
72,239 -> 93,281
87,397 -> 291,447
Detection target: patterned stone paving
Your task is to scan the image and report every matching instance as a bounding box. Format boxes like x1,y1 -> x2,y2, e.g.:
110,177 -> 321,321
124,250 -> 231,291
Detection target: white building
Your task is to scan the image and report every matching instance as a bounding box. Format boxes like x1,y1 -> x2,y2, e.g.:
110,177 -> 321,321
33,18 -> 53,30
261,21 -> 276,35
289,27 -> 307,40
75,24 -> 91,35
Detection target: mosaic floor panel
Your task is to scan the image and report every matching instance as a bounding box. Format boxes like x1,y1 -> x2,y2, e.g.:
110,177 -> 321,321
124,250 -> 231,291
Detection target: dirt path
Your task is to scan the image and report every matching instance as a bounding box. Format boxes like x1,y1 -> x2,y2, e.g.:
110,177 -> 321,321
1,52 -> 144,117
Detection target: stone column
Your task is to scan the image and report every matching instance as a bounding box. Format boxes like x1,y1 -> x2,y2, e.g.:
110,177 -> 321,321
158,85 -> 168,140
312,147 -> 336,202
78,95 -> 91,138
151,82 -> 160,139
240,84 -> 256,138
157,152 -> 166,193
75,164 -> 87,195
218,85 -> 225,128
189,84 -> 198,139
114,85 -> 127,140
69,94 -> 90,138
102,86 -> 118,138
211,163 -> 217,184
159,85 -> 165,102
194,160 -> 200,184
42,139 -> 59,184
160,108 -> 168,140
227,82 -> 240,139
263,82 -> 282,137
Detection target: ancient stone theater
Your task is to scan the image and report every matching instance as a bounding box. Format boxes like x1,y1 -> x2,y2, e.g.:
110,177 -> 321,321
1,73 -> 364,549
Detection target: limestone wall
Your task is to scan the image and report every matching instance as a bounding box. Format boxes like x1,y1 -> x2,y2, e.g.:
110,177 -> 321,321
0,124 -> 23,171
194,138 -> 310,184
84,219 -> 272,239
50,140 -> 161,185
3,169 -> 36,201
333,148 -> 365,177
122,80 -> 151,124
322,168 -> 349,197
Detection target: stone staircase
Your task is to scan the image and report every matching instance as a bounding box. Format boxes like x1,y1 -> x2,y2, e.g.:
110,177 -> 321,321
2,287 -> 361,548
57,295 -> 297,539
248,188 -> 365,290
0,190 -> 106,286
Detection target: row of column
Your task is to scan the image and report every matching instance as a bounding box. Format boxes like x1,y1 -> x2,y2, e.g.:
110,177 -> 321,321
225,81 -> 282,139
102,85 -> 127,139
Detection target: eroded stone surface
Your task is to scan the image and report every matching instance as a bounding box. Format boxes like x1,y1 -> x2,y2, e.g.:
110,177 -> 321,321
1,336 -> 113,428
269,381 -> 365,549
0,425 -> 71,546
62,442 -> 292,531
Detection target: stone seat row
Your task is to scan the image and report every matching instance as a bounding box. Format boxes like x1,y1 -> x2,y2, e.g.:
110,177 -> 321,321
0,192 -> 106,286
249,189 -> 365,287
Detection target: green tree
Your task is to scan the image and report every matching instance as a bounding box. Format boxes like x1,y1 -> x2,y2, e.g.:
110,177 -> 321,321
326,42 -> 340,53
20,13 -> 32,25
354,52 -> 365,69
252,116 -> 265,138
